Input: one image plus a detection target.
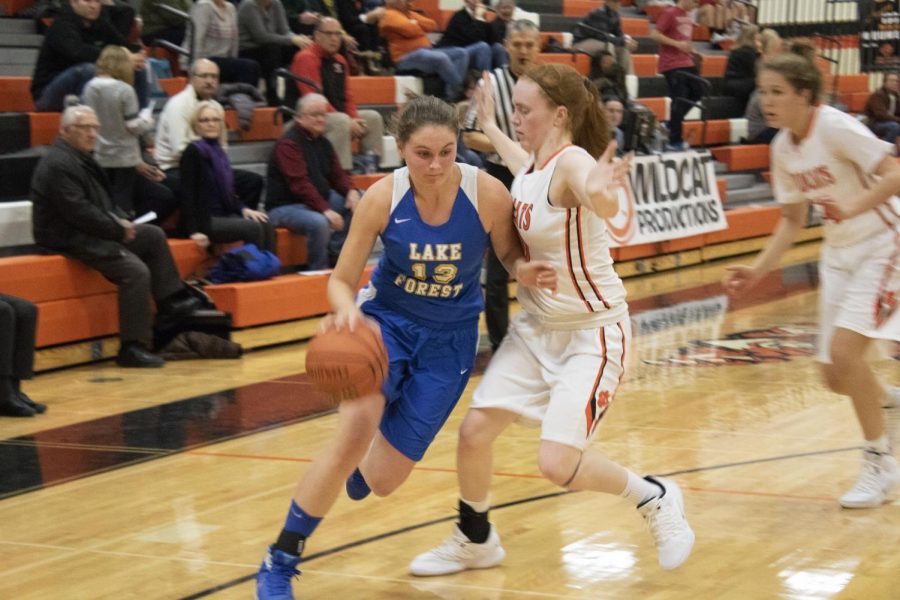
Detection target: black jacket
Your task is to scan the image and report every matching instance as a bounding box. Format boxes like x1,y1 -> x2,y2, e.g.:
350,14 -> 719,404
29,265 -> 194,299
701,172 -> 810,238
573,6 -> 626,46
438,9 -> 496,48
31,139 -> 128,261
31,5 -> 138,99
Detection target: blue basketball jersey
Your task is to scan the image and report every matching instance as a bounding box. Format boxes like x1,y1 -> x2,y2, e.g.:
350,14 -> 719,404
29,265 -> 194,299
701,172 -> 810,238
363,163 -> 489,329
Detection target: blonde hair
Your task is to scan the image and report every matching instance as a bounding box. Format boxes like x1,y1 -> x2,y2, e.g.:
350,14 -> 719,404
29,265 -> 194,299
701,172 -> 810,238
523,63 -> 609,158
96,45 -> 134,86
190,100 -> 228,144
759,28 -> 782,58
735,24 -> 759,50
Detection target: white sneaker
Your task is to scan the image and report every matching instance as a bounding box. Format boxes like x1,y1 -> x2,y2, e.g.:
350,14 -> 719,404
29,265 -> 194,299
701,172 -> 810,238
839,450 -> 900,509
409,524 -> 506,577
638,476 -> 695,570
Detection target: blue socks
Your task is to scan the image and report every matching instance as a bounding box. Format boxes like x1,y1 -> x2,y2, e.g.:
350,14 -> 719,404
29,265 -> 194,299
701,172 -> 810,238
274,500 -> 322,556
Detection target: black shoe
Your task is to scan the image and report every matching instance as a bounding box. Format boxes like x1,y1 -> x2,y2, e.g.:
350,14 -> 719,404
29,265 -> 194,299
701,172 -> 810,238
18,392 -> 47,414
116,344 -> 165,368
159,295 -> 203,320
0,395 -> 36,417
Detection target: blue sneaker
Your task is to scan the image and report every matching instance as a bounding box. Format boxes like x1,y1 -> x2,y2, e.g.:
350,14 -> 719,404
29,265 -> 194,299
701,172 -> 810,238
346,467 -> 372,500
256,545 -> 301,600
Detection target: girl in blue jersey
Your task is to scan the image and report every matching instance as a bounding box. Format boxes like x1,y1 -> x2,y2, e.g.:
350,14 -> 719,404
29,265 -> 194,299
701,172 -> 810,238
256,95 -> 556,599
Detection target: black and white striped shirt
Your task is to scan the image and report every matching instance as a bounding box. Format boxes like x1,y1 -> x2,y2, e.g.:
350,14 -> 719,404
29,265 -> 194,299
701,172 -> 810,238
464,66 -> 517,167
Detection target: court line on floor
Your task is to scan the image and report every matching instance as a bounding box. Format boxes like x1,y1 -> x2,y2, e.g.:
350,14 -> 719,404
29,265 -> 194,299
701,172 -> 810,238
176,444 -> 861,599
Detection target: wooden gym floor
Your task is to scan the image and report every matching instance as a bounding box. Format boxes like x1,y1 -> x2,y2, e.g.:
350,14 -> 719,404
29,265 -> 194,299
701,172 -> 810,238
1,241 -> 899,599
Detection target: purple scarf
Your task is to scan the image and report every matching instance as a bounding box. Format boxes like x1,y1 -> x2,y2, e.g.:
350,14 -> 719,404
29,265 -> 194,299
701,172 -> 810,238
190,137 -> 238,214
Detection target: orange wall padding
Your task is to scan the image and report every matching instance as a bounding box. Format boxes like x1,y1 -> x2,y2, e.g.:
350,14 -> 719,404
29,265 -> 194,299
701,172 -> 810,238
538,53 -> 591,76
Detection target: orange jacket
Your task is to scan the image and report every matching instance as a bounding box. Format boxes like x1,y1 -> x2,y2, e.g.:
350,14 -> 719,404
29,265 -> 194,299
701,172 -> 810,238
379,7 -> 438,64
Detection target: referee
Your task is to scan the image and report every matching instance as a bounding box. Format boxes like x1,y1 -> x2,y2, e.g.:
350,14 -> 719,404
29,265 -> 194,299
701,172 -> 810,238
464,19 -> 542,351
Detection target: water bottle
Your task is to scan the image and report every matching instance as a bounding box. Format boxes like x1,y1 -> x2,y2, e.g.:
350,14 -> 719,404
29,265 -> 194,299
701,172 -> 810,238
363,150 -> 379,174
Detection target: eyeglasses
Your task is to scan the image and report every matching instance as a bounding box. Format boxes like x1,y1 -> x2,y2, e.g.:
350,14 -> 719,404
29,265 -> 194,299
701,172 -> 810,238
71,123 -> 100,131
318,30 -> 343,37
301,111 -> 328,118
198,117 -> 223,124
193,73 -> 220,80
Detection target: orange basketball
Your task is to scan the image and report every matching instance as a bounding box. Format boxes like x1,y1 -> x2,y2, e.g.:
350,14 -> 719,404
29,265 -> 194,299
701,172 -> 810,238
305,326 -> 388,402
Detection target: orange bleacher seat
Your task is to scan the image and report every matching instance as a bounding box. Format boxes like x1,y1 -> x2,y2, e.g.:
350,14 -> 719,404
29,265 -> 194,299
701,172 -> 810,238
699,54 -> 726,77
29,112 -> 61,147
275,228 -> 308,267
416,0 -> 442,27
223,107 -> 284,142
539,53 -> 591,76
683,119 -> 731,146
710,144 -> 770,171
206,266 -> 374,328
632,54 -> 658,77
621,18 -> 650,37
840,91 -> 870,113
0,77 -> 35,112
702,205 -> 780,246
540,32 -> 567,50
836,74 -> 870,94
692,25 -> 710,41
614,242 -> 659,261
562,0 -> 603,17
159,77 -> 187,97
659,233 -> 705,253
36,294 -> 119,347
349,76 -> 396,105
717,178 -> 727,204
638,97 -> 668,122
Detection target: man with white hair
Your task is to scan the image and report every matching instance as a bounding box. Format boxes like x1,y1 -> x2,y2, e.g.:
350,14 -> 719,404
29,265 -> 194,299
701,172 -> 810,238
266,94 -> 360,269
30,106 -> 200,368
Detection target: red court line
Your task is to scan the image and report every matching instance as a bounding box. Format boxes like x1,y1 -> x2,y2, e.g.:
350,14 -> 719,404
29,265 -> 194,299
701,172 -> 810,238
184,450 -> 839,500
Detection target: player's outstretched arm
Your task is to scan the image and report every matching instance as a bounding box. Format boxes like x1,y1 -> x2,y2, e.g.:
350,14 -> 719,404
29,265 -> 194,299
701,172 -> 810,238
477,171 -> 557,292
475,72 -> 529,174
327,176 -> 391,330
723,201 -> 807,296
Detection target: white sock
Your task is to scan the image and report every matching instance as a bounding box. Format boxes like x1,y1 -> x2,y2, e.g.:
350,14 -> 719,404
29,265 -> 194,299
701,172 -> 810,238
460,495 -> 491,513
865,433 -> 891,455
621,470 -> 661,506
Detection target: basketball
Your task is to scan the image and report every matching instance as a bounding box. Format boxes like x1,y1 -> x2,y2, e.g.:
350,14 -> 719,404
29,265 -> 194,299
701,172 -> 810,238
305,326 -> 388,402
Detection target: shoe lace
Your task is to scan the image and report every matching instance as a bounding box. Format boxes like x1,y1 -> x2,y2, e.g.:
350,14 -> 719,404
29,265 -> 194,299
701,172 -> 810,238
265,560 -> 301,594
644,498 -> 685,545
430,533 -> 474,562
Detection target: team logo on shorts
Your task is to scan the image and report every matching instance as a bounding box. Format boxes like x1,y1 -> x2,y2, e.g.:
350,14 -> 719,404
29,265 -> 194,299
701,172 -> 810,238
643,324 -> 819,366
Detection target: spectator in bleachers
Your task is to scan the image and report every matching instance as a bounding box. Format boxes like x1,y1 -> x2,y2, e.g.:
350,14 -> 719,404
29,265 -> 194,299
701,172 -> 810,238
865,72 -> 900,151
178,101 -> 277,251
0,294 -> 44,418
722,24 -> 759,114
284,0 -> 384,53
604,95 -> 626,147
572,0 -> 637,76
238,0 -> 313,106
437,0 -> 500,72
759,28 -> 783,61
282,0 -> 324,34
31,106 -> 202,368
31,0 -> 148,112
291,17 -> 385,170
651,0 -> 701,151
140,0 -> 191,46
591,50 -> 629,102
379,0 -> 468,101
82,46 -> 179,224
266,94 -> 359,269
186,0 -> 263,86
697,0 -> 750,40
155,59 -> 265,214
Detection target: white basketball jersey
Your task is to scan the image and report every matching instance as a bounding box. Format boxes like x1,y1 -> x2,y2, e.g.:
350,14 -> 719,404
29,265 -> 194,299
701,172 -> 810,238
771,104 -> 900,247
511,145 -> 628,328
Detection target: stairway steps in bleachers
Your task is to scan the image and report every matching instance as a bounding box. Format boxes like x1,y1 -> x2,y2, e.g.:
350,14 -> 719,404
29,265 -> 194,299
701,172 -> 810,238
724,182 -> 774,206
0,32 -> 41,47
539,14 -> 583,32
0,16 -> 34,33
0,46 -> 37,64
0,64 -> 34,76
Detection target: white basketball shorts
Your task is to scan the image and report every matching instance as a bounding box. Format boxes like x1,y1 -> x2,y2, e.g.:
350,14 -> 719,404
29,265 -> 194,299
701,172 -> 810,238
471,311 -> 631,450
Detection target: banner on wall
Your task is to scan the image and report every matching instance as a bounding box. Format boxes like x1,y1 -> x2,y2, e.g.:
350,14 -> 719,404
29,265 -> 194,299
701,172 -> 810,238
860,0 -> 900,72
605,150 -> 727,248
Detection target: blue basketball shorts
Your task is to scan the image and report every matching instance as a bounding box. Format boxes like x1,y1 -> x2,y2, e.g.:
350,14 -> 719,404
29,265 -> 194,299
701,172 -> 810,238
361,300 -> 479,461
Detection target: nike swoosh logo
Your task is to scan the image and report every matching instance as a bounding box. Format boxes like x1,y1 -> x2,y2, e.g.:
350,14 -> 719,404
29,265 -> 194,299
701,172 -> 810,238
394,218 -> 412,224
460,368 -> 468,375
